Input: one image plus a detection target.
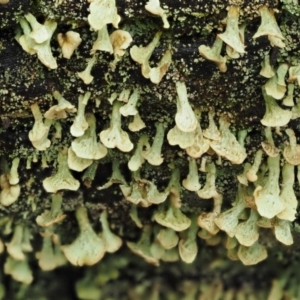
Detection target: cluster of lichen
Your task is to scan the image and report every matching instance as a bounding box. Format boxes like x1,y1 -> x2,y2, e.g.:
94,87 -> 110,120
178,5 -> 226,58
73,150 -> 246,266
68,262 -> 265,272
0,0 -> 300,298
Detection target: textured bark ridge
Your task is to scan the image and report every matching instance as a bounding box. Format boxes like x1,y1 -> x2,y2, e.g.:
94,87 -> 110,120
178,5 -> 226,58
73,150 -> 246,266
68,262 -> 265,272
1,0 -> 300,299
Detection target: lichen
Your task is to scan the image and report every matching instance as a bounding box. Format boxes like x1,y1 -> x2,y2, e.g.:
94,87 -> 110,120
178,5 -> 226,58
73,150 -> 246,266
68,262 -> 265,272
1,0 -> 300,298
